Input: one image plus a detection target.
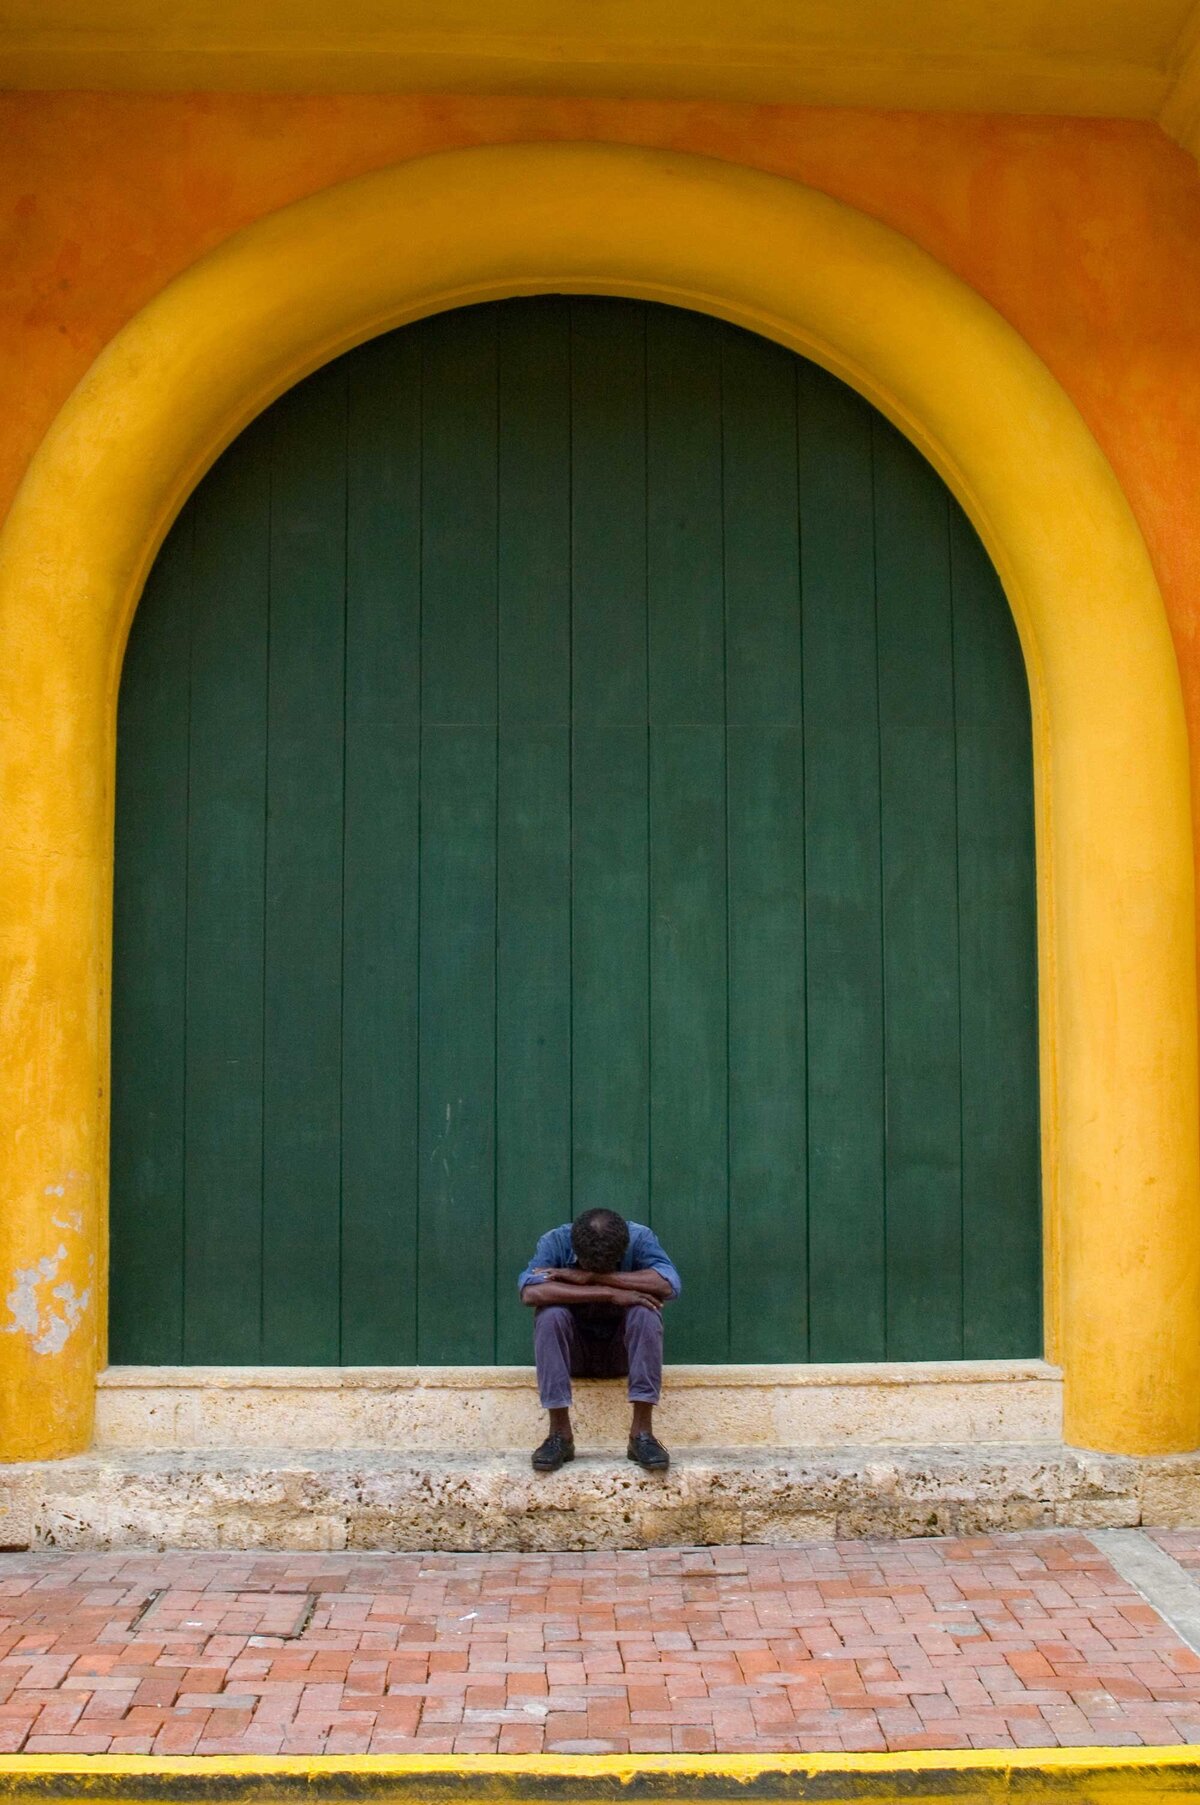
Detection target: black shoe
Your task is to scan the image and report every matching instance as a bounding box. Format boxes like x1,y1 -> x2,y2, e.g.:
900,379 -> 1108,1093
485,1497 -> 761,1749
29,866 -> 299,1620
531,1433 -> 575,1473
627,1431 -> 670,1471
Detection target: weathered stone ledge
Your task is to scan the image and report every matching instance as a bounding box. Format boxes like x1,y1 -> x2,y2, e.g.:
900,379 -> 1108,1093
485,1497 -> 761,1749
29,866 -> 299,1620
3,1443 -> 1200,1552
94,1360 -> 1063,1451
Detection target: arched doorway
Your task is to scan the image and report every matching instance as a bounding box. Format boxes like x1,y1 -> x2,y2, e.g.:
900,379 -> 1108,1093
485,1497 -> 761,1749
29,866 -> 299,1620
110,295 -> 1040,1368
2,143 -> 1193,1457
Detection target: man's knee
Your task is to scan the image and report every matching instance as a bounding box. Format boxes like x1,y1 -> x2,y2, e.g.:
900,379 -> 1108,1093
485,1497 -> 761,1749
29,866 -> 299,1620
624,1305 -> 664,1345
533,1304 -> 573,1340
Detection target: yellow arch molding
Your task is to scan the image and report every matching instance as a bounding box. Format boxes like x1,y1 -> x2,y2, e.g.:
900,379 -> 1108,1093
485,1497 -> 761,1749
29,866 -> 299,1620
0,142 -> 1196,1459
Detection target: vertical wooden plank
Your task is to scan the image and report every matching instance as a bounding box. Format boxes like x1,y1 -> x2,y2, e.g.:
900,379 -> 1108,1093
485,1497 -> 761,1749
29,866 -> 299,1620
497,299 -> 572,727
495,301 -> 572,1361
725,725 -> 806,1360
340,332 -> 422,1364
182,426 -> 270,1362
571,299 -> 650,1221
417,307 -> 498,1363
874,414 -> 963,1360
646,306 -> 725,725
649,727 -> 728,1351
722,327 -> 807,1362
646,306 -> 728,1356
723,332 -> 805,729
951,506 -> 1041,1357
570,299 -> 648,729
417,729 -> 497,1361
261,363 -> 347,1362
109,516 -> 191,1362
420,307 -> 498,725
572,727 -> 649,1218
798,364 -> 887,1361
496,726 -> 569,1353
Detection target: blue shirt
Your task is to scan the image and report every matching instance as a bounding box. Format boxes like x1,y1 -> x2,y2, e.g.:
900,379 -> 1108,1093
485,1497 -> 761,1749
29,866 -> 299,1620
517,1222 -> 682,1300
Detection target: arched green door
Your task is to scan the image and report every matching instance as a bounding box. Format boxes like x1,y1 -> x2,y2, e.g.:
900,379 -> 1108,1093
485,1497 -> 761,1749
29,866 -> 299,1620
111,297 -> 1040,1366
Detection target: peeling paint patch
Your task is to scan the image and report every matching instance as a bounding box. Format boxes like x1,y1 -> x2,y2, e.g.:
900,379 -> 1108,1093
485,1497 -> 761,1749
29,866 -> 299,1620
5,1245 -> 67,1336
36,1280 -> 92,1354
4,1237 -> 91,1355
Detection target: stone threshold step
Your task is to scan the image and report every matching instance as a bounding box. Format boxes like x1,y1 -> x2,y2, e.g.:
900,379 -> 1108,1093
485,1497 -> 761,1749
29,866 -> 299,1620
95,1360 -> 1063,1451
4,1443 -> 1200,1552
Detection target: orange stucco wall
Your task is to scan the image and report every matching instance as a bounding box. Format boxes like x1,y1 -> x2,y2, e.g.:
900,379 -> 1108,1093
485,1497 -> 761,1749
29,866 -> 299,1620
4,93 -> 1200,859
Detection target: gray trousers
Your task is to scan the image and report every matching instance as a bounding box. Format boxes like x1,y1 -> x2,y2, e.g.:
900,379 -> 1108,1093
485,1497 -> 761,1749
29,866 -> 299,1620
533,1304 -> 664,1409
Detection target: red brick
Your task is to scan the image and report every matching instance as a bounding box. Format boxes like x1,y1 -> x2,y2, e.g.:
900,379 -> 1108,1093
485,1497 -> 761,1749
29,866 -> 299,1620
25,1735 -> 113,1753
626,1684 -> 670,1711
672,1727 -> 716,1752
497,1724 -> 544,1752
587,1700 -> 632,1731
0,1533 -> 1191,1754
505,1675 -> 548,1698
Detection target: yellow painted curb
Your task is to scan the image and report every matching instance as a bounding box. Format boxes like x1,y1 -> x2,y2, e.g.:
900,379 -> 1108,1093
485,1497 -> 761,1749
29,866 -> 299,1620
0,1749 -> 1199,1800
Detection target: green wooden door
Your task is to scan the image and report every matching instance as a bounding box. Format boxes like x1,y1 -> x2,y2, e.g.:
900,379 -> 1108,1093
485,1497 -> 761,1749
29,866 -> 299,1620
110,297 -> 1041,1365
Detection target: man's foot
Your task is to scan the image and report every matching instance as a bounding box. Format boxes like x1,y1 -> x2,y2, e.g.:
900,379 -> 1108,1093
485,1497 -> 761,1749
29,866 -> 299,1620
627,1431 -> 670,1471
531,1432 -> 575,1473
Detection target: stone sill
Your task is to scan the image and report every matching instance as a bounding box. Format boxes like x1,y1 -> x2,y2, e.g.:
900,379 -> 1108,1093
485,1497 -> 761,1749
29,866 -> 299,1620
95,1359 -> 1063,1452
1,1442 -> 1194,1552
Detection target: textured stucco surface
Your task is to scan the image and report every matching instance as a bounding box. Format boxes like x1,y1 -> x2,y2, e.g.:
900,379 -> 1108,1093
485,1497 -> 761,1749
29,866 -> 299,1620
3,97 -> 1200,873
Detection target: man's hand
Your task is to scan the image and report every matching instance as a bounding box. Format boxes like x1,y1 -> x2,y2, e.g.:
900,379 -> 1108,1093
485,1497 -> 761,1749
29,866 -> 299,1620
532,1266 -> 591,1285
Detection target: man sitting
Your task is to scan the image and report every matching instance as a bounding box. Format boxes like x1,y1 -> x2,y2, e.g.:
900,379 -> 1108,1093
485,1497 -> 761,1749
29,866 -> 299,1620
518,1207 -> 681,1475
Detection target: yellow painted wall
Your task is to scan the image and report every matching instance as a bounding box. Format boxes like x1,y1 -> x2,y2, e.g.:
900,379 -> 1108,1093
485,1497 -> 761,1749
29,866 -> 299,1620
3,97 -> 1200,891
3,97 -> 1200,1458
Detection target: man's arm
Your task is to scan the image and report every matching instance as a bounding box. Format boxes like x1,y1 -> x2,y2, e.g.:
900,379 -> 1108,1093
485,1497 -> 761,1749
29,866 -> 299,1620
626,1226 -> 682,1300
520,1279 -> 661,1310
516,1229 -> 571,1299
592,1268 -> 673,1300
534,1265 -> 670,1299
521,1277 -> 610,1307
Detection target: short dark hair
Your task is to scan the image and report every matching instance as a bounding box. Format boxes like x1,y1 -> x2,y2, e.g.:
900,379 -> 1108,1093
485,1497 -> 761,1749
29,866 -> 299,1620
571,1208 -> 630,1272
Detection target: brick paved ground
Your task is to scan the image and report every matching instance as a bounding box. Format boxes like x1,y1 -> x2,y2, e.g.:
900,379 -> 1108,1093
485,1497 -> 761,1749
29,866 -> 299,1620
3,1532 -> 1200,1756
1150,1528 -> 1200,1581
